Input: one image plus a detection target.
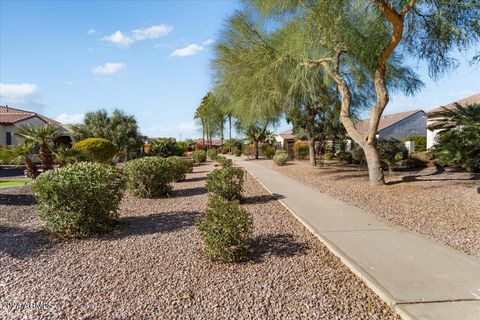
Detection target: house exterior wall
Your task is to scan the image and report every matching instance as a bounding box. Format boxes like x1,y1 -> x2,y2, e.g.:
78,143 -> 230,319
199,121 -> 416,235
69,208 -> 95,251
0,117 -> 48,147
378,112 -> 427,140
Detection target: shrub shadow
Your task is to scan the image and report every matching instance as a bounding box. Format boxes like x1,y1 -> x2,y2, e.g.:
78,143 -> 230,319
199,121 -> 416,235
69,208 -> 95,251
174,187 -> 208,197
0,225 -> 57,259
244,193 -> 285,204
107,211 -> 200,239
251,233 -> 310,263
0,193 -> 37,206
184,176 -> 207,183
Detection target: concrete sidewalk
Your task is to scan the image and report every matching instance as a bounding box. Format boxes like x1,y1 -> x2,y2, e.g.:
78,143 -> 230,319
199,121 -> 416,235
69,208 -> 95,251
229,156 -> 480,320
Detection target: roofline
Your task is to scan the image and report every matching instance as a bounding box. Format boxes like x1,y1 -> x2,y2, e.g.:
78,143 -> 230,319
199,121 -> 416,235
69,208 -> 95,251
376,110 -> 426,133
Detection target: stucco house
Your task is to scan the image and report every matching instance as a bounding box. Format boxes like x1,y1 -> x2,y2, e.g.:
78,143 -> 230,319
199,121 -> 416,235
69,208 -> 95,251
426,93 -> 480,149
275,129 -> 297,149
355,109 -> 427,141
0,105 -> 70,147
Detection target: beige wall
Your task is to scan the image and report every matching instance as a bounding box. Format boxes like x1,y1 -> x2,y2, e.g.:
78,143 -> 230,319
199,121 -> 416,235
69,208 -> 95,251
0,117 -> 49,147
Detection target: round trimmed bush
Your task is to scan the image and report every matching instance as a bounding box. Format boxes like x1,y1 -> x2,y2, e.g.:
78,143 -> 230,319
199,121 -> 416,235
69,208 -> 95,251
206,167 -> 244,200
273,151 -> 289,166
32,162 -> 126,238
196,195 -> 253,262
123,157 -> 175,197
207,149 -> 218,160
166,156 -> 194,181
73,137 -> 117,163
193,150 -> 207,163
216,156 -> 233,168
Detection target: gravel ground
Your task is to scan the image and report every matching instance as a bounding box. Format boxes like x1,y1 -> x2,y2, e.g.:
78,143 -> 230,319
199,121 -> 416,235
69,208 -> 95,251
255,158 -> 480,258
1,161 -> 398,319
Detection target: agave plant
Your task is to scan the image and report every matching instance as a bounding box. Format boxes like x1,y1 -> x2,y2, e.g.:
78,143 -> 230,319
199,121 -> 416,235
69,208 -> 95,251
15,124 -> 63,170
2,144 -> 38,179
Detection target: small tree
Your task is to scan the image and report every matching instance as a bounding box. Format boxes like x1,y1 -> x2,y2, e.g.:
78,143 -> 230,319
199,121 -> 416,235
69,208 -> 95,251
1,144 -> 38,178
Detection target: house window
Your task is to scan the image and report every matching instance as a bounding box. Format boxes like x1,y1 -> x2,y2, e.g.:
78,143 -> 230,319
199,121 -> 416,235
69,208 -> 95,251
6,132 -> 12,146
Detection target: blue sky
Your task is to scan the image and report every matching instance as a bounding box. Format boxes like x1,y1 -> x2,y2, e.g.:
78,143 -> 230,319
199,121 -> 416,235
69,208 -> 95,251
1,0 -> 479,139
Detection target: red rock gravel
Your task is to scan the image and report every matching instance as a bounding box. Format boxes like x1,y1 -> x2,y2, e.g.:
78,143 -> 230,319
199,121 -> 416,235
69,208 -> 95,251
1,161 -> 397,319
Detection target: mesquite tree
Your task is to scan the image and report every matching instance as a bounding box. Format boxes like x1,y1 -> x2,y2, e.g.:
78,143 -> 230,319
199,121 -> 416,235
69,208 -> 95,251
251,0 -> 480,185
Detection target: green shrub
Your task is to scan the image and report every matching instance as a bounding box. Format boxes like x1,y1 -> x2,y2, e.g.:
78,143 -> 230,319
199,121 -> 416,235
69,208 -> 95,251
123,157 -> 175,197
273,151 -> 289,166
166,156 -> 193,181
261,144 -> 275,159
293,141 -> 309,160
433,128 -> 480,172
351,145 -> 366,165
207,148 -> 218,160
220,145 -> 229,154
193,150 -> 207,163
196,195 -> 253,262
234,148 -> 242,156
323,152 -> 334,160
351,139 -> 408,172
32,162 -> 126,237
336,151 -> 353,163
216,156 -> 233,168
73,138 -> 117,163
403,135 -> 427,152
151,138 -> 183,157
378,138 -> 408,174
207,167 -> 244,200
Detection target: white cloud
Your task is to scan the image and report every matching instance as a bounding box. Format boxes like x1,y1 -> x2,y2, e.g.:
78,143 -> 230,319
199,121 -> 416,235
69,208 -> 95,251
0,83 -> 38,101
102,31 -> 134,47
65,81 -> 75,85
202,38 -> 214,45
102,24 -> 173,47
171,44 -> 203,57
87,28 -> 97,35
144,121 -> 200,138
55,113 -> 85,124
132,24 -> 173,40
92,62 -> 127,75
0,83 -> 46,112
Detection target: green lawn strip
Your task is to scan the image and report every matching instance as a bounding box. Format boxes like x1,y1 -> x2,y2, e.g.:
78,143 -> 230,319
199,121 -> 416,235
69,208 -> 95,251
0,179 -> 32,189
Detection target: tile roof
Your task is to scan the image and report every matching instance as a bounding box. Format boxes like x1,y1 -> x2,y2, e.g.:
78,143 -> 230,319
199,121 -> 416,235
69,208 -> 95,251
0,106 -> 61,125
278,129 -> 296,140
355,109 -> 425,134
427,93 -> 480,115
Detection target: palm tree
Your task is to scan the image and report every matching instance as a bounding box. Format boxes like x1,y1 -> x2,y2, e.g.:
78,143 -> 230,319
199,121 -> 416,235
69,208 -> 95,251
15,123 -> 63,170
1,144 -> 38,179
428,103 -> 480,130
54,145 -> 82,167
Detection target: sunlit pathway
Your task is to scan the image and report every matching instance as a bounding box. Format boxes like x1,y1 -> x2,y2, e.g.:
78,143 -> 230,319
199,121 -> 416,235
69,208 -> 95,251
229,156 -> 480,320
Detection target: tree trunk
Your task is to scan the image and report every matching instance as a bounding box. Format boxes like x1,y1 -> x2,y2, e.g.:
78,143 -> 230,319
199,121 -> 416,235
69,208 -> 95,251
39,143 -> 53,170
228,115 -> 232,140
254,140 -> 259,160
25,157 -> 38,179
308,138 -> 316,166
364,143 -> 385,185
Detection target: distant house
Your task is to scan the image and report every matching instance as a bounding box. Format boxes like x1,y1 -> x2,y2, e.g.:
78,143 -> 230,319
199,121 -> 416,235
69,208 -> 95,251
0,105 -> 70,147
355,109 -> 427,141
426,93 -> 480,149
275,129 -> 297,149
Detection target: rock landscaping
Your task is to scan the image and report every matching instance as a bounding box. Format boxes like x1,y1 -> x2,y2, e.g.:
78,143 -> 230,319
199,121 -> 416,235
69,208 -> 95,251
256,158 -> 480,258
0,161 -> 397,319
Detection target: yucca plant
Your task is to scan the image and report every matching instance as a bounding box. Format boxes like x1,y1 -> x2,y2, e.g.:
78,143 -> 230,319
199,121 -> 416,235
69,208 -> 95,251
15,123 -> 63,170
